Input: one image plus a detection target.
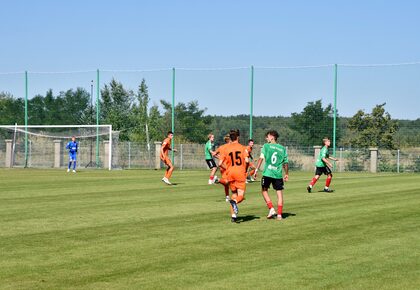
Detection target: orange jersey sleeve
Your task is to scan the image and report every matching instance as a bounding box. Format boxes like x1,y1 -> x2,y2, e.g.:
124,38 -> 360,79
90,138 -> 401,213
215,144 -> 227,158
246,145 -> 254,160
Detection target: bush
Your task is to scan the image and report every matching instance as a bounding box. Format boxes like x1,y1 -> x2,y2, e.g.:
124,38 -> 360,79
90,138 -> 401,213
411,156 -> 420,173
378,155 -> 397,172
346,150 -> 365,171
288,159 -> 303,171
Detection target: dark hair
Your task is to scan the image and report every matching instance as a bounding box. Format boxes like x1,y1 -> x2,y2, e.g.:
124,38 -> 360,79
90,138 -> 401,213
167,131 -> 174,135
229,129 -> 240,141
266,130 -> 279,141
248,139 -> 254,143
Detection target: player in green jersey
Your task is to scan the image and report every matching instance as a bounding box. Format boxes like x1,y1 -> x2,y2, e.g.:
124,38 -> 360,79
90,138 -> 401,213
307,137 -> 338,193
205,133 -> 218,184
254,130 -> 289,220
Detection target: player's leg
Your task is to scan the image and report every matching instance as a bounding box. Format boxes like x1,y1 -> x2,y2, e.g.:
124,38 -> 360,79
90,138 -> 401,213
67,155 -> 72,172
207,159 -> 218,184
218,170 -> 230,201
307,168 -> 321,192
248,162 -> 256,181
235,188 -> 245,204
324,167 -> 333,192
223,184 -> 230,201
260,176 -> 275,218
230,192 -> 238,222
161,158 -> 173,185
165,158 -> 174,179
276,189 -> 284,220
229,182 -> 243,215
72,155 -> 77,172
273,178 -> 285,220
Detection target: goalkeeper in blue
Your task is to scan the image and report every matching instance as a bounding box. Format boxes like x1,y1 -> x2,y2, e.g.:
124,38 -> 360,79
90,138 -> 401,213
66,136 -> 78,173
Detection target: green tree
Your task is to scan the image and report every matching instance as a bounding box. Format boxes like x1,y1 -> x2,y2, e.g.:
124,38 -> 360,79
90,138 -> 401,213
290,100 -> 336,146
60,88 -> 91,125
147,104 -> 163,142
348,103 -> 399,149
0,92 -> 24,125
100,79 -> 134,141
130,79 -> 152,142
160,100 -> 212,143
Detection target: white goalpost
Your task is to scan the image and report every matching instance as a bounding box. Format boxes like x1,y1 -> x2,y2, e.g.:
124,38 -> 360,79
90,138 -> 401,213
0,124 -> 115,170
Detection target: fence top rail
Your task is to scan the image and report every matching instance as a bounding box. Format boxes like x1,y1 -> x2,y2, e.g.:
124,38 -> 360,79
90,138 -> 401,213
2,61 -> 420,74
0,125 -> 112,129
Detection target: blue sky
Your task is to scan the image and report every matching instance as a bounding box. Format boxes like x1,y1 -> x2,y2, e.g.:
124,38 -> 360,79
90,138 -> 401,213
1,0 -> 420,119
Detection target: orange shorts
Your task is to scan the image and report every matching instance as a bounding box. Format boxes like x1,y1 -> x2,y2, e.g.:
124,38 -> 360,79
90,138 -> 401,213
161,156 -> 172,167
229,180 -> 246,192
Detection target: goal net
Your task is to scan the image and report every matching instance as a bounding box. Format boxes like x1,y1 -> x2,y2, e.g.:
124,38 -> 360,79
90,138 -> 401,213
0,125 -> 118,170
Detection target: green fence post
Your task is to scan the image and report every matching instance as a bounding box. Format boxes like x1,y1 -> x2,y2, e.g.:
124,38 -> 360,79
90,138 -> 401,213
250,65 -> 254,139
333,64 -> 338,167
24,71 -> 28,168
171,67 -> 176,163
96,69 -> 100,168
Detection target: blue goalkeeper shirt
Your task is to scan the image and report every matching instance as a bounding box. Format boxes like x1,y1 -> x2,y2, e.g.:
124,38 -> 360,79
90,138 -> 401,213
66,141 -> 78,154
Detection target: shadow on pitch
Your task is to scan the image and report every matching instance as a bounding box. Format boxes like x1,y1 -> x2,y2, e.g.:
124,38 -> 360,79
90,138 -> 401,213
281,212 -> 296,219
235,215 -> 260,223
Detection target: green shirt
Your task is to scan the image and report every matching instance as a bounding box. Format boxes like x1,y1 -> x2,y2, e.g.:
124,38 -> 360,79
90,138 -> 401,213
205,140 -> 214,159
261,143 -> 288,179
315,146 -> 329,167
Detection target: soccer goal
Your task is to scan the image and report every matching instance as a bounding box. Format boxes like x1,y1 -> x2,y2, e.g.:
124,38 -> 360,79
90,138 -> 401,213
0,125 -> 116,170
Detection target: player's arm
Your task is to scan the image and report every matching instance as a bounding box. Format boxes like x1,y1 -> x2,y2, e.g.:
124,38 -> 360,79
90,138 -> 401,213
213,148 -> 220,159
253,151 -> 265,179
283,151 -> 289,181
160,142 -> 167,157
244,149 -> 250,172
328,156 -> 338,162
66,142 -> 70,150
283,163 -> 289,182
322,157 -> 333,168
218,155 -> 227,171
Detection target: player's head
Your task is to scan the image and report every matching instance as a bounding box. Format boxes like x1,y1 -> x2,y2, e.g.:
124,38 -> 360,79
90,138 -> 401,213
208,133 -> 214,141
229,129 -> 240,142
248,139 -> 254,147
167,131 -> 174,139
265,130 -> 279,142
224,135 -> 231,144
71,136 -> 76,142
323,137 -> 330,146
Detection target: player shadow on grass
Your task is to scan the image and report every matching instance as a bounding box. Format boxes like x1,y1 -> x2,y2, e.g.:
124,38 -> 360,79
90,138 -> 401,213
235,215 -> 260,223
281,212 -> 296,219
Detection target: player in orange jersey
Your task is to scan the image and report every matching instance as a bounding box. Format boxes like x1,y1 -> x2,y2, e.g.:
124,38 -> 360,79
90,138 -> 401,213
214,134 -> 231,202
246,139 -> 257,182
219,129 -> 249,223
160,131 -> 177,185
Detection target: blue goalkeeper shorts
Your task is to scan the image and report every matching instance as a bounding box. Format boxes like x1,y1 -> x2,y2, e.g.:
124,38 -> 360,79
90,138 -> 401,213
69,153 -> 77,161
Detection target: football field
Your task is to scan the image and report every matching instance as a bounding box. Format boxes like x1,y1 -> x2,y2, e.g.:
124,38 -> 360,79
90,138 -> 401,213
0,169 -> 419,289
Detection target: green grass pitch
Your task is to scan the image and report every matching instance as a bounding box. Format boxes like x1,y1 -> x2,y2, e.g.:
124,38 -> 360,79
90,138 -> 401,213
0,169 -> 419,289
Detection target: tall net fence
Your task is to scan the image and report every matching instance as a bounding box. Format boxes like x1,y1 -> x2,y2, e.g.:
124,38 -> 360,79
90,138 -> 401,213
0,63 -> 419,171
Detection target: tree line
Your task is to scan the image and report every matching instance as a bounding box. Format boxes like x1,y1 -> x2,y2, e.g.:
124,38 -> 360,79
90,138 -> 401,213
1,79 -> 419,149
